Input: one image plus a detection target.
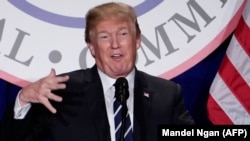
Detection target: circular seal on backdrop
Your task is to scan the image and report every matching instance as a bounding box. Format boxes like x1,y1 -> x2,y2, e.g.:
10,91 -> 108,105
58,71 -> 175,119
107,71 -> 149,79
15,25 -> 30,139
0,0 -> 246,86
8,0 -> 163,28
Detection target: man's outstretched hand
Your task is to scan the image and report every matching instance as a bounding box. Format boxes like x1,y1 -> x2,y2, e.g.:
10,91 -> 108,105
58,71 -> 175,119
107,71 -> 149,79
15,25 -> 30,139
19,68 -> 70,113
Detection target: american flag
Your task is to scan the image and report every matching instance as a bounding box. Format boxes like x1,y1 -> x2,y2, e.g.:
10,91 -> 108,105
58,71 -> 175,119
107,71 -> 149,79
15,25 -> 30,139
207,0 -> 250,124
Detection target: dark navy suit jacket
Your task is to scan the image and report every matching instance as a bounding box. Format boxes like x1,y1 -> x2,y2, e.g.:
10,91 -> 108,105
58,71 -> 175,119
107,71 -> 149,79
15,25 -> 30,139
1,65 -> 194,141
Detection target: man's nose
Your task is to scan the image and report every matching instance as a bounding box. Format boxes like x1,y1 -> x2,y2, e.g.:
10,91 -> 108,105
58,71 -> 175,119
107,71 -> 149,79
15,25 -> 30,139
111,36 -> 119,49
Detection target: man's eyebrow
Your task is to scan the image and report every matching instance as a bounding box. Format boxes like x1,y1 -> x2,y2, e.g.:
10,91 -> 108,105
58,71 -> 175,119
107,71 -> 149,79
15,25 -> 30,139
96,25 -> 129,34
119,26 -> 129,30
96,30 -> 108,35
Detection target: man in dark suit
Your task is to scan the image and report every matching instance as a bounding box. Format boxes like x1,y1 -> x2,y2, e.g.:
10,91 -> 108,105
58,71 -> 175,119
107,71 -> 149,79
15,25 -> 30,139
1,2 -> 194,141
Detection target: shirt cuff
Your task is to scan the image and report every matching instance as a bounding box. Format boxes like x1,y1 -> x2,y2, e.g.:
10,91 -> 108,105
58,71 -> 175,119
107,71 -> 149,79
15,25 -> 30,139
14,91 -> 31,119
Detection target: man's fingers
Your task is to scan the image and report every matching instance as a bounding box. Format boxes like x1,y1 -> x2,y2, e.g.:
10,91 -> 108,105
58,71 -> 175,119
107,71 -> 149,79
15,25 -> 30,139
48,81 -> 68,90
47,93 -> 63,102
49,68 -> 56,77
41,74 -> 69,90
48,68 -> 70,83
40,98 -> 57,114
33,68 -> 69,113
46,104 -> 57,114
56,75 -> 70,83
51,75 -> 69,89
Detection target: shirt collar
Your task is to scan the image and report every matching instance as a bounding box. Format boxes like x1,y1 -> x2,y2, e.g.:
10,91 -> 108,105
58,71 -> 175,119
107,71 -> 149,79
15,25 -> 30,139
97,68 -> 135,97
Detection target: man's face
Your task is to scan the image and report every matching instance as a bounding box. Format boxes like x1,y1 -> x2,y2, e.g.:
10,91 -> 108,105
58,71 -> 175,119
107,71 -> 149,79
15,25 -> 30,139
88,19 -> 141,78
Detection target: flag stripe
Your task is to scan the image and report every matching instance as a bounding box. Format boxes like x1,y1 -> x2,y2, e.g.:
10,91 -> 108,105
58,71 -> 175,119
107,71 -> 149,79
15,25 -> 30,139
234,16 -> 250,58
226,36 -> 250,86
210,73 -> 250,124
207,95 -> 233,124
219,55 -> 250,113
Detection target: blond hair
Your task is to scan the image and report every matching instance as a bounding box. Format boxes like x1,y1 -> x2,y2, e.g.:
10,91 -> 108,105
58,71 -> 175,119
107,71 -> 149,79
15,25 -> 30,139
85,2 -> 141,43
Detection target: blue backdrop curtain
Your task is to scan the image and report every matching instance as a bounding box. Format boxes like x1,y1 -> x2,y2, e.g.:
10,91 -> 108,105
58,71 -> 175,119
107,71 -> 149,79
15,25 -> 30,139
0,80 -> 21,119
0,33 -> 232,139
0,78 -> 21,139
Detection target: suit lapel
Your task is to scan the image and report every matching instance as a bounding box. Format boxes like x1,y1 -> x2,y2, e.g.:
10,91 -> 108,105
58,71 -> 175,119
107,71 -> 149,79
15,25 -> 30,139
84,66 -> 111,141
133,70 -> 153,141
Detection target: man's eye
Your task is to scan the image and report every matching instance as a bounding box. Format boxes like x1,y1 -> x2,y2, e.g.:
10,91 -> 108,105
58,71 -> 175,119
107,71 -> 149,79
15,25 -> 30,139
99,35 -> 108,39
101,36 -> 107,38
120,32 -> 128,36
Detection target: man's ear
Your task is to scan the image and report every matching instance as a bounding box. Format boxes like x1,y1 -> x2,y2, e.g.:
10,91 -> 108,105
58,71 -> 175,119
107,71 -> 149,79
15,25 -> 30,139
136,37 -> 141,49
88,43 -> 95,57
